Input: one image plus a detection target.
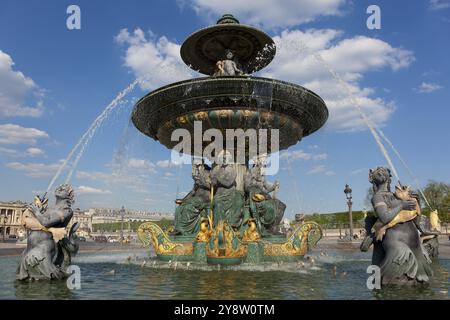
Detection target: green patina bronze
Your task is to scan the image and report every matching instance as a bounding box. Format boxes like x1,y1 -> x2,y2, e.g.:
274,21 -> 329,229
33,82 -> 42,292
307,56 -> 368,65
134,14 -> 327,265
174,197 -> 209,235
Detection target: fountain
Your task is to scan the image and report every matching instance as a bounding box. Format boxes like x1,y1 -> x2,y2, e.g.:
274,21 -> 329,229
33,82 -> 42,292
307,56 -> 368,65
134,14 -> 327,265
7,14 -> 445,296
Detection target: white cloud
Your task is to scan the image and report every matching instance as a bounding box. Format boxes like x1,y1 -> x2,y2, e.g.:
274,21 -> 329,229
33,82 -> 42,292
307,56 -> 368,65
415,82 -> 443,93
76,157 -> 158,195
313,153 -> 328,160
26,147 -> 45,157
261,29 -> 414,130
5,160 -> 64,178
0,146 -> 45,158
280,149 -> 312,160
0,123 -> 49,145
0,147 -> 20,157
0,50 -> 44,118
76,186 -> 112,195
156,159 -> 182,168
114,26 -> 414,132
184,0 -> 346,29
164,172 -> 175,177
115,29 -> 196,90
350,168 -> 365,175
280,149 -> 327,161
307,164 -> 335,176
127,157 -> 156,172
429,0 -> 450,10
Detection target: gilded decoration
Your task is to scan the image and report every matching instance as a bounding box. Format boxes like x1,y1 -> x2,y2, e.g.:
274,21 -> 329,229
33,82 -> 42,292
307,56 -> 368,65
263,221 -> 322,256
206,220 -> 247,258
138,222 -> 193,256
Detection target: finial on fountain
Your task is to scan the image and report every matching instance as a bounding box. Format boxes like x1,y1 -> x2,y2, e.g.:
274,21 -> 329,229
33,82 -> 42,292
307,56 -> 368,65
216,14 -> 240,25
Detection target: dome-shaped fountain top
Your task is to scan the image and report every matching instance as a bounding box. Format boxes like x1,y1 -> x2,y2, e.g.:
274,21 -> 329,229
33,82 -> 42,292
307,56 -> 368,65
180,14 -> 276,75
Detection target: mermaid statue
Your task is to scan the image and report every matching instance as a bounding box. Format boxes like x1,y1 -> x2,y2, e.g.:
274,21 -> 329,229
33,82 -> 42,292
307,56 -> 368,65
172,159 -> 211,236
17,184 -> 79,281
244,156 -> 285,235
363,167 -> 433,285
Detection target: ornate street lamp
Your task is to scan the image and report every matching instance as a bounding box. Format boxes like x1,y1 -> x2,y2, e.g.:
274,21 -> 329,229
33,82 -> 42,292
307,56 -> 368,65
1,212 -> 6,242
120,206 -> 125,244
344,184 -> 353,241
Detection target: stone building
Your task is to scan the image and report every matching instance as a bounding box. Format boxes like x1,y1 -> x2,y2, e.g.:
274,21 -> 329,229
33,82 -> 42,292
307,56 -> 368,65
0,201 -> 28,239
69,208 -> 93,237
89,207 -> 172,224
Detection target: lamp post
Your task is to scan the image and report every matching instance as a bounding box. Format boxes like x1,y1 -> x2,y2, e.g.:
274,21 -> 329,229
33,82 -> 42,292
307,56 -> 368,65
120,206 -> 125,244
344,184 -> 353,241
1,213 -> 6,242
128,219 -> 131,243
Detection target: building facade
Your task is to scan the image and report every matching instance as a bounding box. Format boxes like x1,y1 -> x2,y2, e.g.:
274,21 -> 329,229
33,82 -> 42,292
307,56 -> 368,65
88,207 -> 172,224
69,208 -> 93,237
0,201 -> 171,239
0,201 -> 28,239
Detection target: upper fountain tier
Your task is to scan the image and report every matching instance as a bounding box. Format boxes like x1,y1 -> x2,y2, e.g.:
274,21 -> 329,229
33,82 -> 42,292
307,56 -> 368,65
180,14 -> 276,75
132,15 -> 328,155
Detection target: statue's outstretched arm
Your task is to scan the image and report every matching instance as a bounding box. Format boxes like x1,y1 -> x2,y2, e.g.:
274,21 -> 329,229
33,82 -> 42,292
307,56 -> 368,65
33,207 -> 72,228
234,62 -> 243,74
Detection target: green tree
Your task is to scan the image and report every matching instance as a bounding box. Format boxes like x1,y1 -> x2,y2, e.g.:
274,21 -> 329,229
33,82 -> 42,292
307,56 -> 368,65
421,180 -> 450,223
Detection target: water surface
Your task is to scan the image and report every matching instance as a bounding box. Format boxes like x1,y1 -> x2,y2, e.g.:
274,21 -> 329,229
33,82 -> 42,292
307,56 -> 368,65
1,249 -> 448,300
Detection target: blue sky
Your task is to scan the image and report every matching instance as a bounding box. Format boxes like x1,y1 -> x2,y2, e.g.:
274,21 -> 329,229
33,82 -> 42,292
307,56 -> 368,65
0,0 -> 449,217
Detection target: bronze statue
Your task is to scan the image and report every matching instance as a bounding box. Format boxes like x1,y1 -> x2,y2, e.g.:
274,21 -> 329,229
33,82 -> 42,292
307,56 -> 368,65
210,150 -> 244,229
244,156 -> 286,235
17,184 -> 79,281
213,50 -> 243,76
172,159 -> 211,236
364,167 -> 433,285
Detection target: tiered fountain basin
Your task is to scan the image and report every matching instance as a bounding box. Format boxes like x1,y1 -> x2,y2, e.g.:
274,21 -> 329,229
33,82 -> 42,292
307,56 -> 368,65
132,76 -> 328,154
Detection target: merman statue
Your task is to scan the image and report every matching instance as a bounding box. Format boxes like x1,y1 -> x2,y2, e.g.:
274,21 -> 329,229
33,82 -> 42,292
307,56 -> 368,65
172,159 -> 211,236
17,184 -> 79,281
210,150 -> 244,229
244,155 -> 286,235
364,167 -> 433,285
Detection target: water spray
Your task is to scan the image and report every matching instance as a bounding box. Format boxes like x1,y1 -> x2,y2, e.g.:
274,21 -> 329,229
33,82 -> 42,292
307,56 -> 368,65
308,50 -> 400,181
302,44 -> 433,210
46,78 -> 141,193
376,128 -> 432,209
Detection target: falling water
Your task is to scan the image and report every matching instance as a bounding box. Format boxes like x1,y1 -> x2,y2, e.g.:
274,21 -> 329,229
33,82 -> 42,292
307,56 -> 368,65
286,157 -> 303,210
46,79 -> 140,193
376,128 -> 432,208
290,41 -> 434,207
308,50 -> 400,181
